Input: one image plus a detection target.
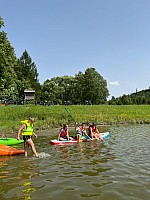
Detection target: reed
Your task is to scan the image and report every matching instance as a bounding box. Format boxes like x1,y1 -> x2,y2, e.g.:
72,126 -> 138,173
0,105 -> 150,134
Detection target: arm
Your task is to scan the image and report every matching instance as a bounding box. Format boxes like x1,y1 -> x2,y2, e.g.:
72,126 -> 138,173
96,127 -> 100,134
33,132 -> 38,138
76,126 -> 80,131
75,122 -> 80,131
82,128 -> 91,139
17,124 -> 26,140
89,127 -> 94,139
58,129 -> 62,141
75,125 -> 81,134
66,129 -> 69,140
96,128 -> 103,140
84,131 -> 92,140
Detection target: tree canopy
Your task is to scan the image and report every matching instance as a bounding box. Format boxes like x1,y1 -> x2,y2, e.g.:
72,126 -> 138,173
74,68 -> 109,104
0,17 -> 40,101
41,68 -> 109,105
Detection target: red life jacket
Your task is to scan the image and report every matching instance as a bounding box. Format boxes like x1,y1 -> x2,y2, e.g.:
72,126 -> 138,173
92,126 -> 96,132
89,125 -> 96,133
81,126 -> 86,134
60,128 -> 67,137
77,126 -> 86,135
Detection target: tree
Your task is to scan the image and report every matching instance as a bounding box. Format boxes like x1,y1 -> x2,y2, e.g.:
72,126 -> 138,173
75,68 -> 109,104
0,17 -> 4,29
74,71 -> 85,104
42,76 -> 76,104
15,50 -> 40,98
108,96 -> 116,105
17,50 -> 39,82
0,17 -> 41,102
0,17 -> 18,100
120,95 -> 132,105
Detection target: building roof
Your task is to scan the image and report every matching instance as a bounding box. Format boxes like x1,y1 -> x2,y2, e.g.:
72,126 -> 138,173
24,90 -> 35,93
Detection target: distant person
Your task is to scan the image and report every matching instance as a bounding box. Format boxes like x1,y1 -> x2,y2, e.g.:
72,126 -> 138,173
75,122 -> 91,143
17,117 -> 39,158
58,124 -> 72,141
88,122 -> 103,140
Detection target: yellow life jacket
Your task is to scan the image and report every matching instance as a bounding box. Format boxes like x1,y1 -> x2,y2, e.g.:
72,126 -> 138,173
21,120 -> 34,136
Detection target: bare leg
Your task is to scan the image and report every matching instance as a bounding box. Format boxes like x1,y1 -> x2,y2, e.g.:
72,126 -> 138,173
95,133 -> 103,140
90,133 -> 94,140
59,137 -> 67,141
24,142 -> 29,157
77,134 -> 81,143
26,138 -> 38,157
98,133 -> 103,140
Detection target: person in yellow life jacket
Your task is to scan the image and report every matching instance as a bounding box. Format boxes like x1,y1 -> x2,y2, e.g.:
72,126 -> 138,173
17,117 -> 39,158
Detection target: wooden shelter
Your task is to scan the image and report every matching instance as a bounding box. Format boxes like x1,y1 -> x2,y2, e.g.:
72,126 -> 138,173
24,90 -> 35,100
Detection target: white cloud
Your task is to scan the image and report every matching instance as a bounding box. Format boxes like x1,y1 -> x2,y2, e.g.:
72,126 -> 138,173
109,81 -> 120,86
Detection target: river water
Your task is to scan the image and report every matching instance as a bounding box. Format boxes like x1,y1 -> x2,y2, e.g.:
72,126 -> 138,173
0,124 -> 150,200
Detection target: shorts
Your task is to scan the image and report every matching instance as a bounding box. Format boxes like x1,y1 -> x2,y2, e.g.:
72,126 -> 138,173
61,136 -> 68,139
76,131 -> 82,135
23,135 -> 32,141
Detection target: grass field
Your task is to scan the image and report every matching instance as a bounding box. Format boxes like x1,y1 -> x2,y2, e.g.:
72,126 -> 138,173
0,104 -> 150,135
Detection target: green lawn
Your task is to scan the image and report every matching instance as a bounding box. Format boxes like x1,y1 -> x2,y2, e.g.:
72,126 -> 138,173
0,104 -> 150,134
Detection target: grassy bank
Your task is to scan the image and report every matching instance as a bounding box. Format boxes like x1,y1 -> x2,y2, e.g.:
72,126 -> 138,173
0,105 -> 150,134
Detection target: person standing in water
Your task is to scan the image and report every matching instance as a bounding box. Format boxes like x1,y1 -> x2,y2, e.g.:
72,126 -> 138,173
17,117 -> 39,158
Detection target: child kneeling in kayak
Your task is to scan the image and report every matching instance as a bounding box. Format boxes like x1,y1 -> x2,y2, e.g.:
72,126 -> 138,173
58,124 -> 72,141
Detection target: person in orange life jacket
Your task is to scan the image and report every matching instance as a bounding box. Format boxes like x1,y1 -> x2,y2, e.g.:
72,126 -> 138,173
58,124 -> 72,141
88,122 -> 103,140
75,122 -> 91,143
17,117 -> 39,158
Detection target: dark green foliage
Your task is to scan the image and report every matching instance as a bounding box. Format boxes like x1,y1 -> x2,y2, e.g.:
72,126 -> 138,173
41,76 -> 76,104
15,50 -> 40,98
0,17 -> 18,100
108,88 -> 150,105
74,68 -> 109,104
0,17 -> 40,100
41,68 -> 109,105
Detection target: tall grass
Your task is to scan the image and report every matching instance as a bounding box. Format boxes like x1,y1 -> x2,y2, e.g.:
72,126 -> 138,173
0,105 -> 150,134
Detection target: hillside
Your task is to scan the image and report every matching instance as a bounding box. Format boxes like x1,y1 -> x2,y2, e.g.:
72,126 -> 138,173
109,88 -> 150,105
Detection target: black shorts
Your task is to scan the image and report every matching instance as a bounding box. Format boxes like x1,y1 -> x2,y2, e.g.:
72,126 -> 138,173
61,136 -> 68,139
23,135 -> 32,141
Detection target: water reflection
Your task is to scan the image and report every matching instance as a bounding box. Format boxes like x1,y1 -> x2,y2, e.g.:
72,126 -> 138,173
0,156 -> 39,200
0,156 -> 10,165
0,158 -> 9,181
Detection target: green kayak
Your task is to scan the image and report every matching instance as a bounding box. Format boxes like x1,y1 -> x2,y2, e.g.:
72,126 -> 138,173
0,138 -> 24,146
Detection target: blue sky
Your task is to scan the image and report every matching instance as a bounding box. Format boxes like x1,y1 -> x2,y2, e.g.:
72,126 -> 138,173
1,0 -> 150,98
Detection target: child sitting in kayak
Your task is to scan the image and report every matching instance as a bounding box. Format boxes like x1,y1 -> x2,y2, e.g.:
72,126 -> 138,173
75,122 -> 91,143
88,122 -> 103,140
58,124 -> 72,141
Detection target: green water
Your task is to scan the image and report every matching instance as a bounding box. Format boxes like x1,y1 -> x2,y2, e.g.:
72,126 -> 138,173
0,124 -> 150,200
